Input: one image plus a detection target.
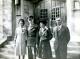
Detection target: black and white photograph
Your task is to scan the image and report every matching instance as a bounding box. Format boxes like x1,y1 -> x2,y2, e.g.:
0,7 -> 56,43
0,0 -> 80,59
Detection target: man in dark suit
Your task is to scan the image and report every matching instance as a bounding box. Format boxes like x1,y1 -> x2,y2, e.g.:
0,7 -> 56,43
27,16 -> 38,59
54,17 -> 70,59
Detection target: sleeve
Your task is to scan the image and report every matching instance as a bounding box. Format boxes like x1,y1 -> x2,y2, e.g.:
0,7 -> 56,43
47,28 -> 53,41
14,28 -> 17,43
66,27 -> 70,43
36,27 -> 40,45
25,27 -> 28,41
39,28 -> 42,37
25,29 -> 28,46
53,27 -> 57,38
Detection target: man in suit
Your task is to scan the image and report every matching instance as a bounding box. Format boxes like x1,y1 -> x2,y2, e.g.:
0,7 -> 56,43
54,17 -> 70,59
27,16 -> 38,59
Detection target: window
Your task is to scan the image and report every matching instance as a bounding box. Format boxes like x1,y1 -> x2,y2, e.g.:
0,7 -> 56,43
73,0 -> 80,11
51,7 -> 61,27
51,7 -> 61,20
40,9 -> 48,21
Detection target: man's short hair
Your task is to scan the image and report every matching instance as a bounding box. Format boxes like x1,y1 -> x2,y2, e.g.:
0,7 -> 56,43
29,16 -> 34,21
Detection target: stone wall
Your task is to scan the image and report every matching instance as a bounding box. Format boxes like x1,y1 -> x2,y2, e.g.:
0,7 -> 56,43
0,0 -> 12,36
16,0 -> 33,27
23,0 -> 33,26
0,0 -> 3,35
3,0 -> 12,36
0,0 -> 3,39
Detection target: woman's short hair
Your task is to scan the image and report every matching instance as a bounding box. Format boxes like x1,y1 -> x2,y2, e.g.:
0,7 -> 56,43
18,19 -> 25,25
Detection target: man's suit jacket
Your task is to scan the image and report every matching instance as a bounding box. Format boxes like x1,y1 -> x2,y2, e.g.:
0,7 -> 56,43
54,25 -> 70,50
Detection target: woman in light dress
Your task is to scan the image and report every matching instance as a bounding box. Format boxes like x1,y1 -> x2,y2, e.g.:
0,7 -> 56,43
14,19 -> 27,59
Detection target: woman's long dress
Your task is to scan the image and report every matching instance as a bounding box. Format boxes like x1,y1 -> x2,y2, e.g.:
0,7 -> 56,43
14,27 -> 27,56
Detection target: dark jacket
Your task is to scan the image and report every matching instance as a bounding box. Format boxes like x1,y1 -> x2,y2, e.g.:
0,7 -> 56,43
54,25 -> 70,59
27,24 -> 38,47
54,26 -> 70,50
38,27 -> 53,58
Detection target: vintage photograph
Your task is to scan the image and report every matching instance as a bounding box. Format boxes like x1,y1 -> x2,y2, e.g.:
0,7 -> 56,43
0,0 -> 80,59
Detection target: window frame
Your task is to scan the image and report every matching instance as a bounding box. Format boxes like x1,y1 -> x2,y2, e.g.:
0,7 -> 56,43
73,0 -> 80,11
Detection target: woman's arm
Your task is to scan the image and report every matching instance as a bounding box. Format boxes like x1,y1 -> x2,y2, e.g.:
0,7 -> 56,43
14,28 -> 17,43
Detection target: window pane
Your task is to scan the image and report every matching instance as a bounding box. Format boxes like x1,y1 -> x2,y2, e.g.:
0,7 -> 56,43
74,2 -> 80,9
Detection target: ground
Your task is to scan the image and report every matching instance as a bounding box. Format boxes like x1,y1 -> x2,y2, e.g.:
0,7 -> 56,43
0,38 -> 80,59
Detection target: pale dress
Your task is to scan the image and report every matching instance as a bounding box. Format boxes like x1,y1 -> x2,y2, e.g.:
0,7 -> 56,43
14,27 -> 27,56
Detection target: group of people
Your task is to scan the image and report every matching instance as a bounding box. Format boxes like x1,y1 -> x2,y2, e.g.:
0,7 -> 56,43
14,16 -> 70,59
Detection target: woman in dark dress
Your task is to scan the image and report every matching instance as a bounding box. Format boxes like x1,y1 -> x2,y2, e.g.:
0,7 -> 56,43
38,21 -> 53,59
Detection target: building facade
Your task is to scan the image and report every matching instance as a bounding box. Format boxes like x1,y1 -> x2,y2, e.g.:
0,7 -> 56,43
15,0 -> 66,27
0,0 -> 80,42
